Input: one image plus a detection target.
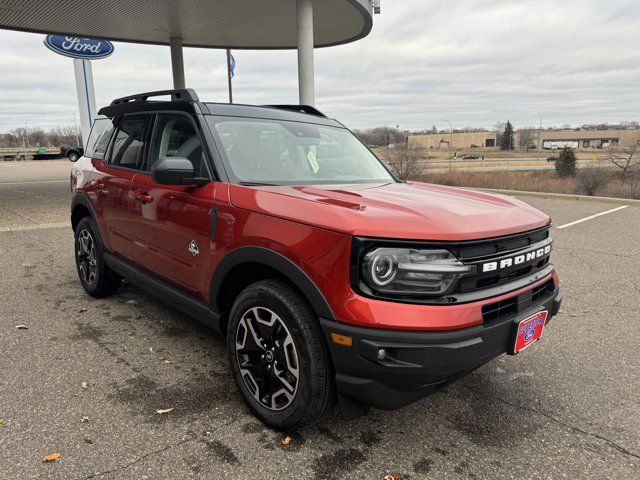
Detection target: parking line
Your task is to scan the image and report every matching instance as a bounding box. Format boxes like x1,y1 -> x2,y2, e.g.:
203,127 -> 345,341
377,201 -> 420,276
556,205 -> 629,229
0,222 -> 70,232
0,179 -> 68,186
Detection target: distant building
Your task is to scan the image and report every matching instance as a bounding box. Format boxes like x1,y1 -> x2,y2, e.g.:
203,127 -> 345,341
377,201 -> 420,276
408,129 -> 640,150
408,132 -> 498,149
535,129 -> 640,149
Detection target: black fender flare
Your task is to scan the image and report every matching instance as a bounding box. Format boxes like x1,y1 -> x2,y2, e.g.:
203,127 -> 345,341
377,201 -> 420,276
209,246 -> 335,321
70,194 -> 98,232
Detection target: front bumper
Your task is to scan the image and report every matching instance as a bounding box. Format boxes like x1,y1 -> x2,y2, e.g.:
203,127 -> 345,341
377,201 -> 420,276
320,286 -> 562,411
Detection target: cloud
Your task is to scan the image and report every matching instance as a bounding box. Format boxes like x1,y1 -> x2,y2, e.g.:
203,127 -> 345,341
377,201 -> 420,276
0,0 -> 639,132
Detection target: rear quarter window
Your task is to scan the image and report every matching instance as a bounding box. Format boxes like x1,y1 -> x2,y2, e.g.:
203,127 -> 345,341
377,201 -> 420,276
85,118 -> 116,159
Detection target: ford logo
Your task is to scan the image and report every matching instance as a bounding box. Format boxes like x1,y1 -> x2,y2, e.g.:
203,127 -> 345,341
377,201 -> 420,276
524,329 -> 535,342
44,35 -> 114,60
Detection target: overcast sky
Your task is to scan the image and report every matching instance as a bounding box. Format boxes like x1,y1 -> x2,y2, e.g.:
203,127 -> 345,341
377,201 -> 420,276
1,0 -> 639,133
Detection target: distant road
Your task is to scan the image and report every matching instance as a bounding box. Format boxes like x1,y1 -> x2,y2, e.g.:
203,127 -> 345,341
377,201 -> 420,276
0,159 -> 70,184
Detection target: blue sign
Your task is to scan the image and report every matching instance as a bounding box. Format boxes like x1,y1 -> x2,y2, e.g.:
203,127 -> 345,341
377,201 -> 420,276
44,35 -> 114,60
230,53 -> 236,78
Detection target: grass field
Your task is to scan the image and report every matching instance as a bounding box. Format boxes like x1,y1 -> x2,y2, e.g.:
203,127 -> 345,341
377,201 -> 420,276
422,169 -> 638,199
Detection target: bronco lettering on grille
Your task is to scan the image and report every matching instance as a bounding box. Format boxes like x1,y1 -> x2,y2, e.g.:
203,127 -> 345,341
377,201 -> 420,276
482,244 -> 552,273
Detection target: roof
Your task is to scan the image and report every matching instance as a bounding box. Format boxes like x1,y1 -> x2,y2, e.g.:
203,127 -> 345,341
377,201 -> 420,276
0,0 -> 373,49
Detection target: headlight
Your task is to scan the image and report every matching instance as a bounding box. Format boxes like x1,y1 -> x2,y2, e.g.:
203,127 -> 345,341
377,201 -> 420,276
361,248 -> 475,297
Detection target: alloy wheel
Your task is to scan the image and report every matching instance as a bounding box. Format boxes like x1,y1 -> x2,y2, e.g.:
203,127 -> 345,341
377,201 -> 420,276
77,229 -> 97,285
235,306 -> 300,411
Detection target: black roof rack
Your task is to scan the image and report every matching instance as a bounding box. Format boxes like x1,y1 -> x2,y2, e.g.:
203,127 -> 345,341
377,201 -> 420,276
265,105 -> 327,118
110,88 -> 199,105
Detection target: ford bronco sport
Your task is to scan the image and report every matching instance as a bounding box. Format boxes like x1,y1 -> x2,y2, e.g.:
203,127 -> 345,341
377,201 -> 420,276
71,89 -> 561,429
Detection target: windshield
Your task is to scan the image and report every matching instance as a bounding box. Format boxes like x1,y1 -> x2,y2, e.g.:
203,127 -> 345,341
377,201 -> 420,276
208,116 -> 395,185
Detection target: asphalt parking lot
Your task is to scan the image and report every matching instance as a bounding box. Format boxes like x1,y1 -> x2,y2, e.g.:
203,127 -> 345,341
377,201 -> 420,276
1,160 -> 639,479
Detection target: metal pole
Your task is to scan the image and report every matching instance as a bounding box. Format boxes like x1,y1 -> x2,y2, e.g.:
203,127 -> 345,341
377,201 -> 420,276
226,49 -> 233,104
443,119 -> 453,173
538,113 -> 543,150
296,0 -> 315,106
170,37 -> 186,89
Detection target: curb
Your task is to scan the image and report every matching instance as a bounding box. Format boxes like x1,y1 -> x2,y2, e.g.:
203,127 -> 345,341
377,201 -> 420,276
476,188 -> 640,206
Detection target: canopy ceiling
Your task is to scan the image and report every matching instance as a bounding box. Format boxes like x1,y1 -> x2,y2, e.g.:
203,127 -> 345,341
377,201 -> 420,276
0,0 -> 373,48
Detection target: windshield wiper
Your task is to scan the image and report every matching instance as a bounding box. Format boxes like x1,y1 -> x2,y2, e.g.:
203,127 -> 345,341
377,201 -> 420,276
238,181 -> 281,187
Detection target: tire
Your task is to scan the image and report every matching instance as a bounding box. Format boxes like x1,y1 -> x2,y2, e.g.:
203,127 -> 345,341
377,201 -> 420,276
68,151 -> 79,162
227,280 -> 334,429
74,216 -> 121,297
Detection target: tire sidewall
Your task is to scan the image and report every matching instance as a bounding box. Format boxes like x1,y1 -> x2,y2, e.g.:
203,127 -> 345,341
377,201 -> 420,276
227,283 -> 325,428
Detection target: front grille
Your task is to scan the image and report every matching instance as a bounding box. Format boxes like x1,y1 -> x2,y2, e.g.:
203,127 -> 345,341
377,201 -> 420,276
482,279 -> 555,324
452,226 -> 552,294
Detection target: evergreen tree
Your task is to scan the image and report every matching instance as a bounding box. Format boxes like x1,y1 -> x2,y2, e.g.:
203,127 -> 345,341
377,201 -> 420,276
500,121 -> 514,150
556,147 -> 577,177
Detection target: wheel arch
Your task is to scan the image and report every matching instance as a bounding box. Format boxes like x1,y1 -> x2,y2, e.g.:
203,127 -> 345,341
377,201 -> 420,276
71,195 -> 97,232
210,247 -> 335,331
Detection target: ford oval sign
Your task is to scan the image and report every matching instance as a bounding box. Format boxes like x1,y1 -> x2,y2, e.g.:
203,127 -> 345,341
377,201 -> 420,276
44,35 -> 114,60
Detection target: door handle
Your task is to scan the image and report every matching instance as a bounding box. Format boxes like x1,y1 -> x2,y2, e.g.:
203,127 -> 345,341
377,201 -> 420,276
95,182 -> 108,196
135,192 -> 154,204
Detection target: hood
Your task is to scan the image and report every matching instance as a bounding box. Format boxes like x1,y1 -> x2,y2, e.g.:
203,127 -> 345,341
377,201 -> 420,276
228,181 -> 550,241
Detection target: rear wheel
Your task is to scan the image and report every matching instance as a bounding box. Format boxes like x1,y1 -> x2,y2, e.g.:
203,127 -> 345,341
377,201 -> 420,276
227,280 -> 334,429
68,151 -> 79,162
74,217 -> 121,297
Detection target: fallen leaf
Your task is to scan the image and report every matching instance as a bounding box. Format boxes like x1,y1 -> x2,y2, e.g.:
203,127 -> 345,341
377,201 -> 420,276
42,452 -> 61,462
0,418 -> 5,425
78,309 -> 88,314
81,382 -> 88,389
22,262 -> 33,268
15,325 -> 28,330
205,431 -> 212,436
156,408 -> 174,415
281,435 -> 292,446
384,474 -> 401,480
80,416 -> 89,423
149,347 -> 155,352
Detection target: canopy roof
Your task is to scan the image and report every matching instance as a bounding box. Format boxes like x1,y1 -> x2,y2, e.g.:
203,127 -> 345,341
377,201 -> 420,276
0,0 -> 373,48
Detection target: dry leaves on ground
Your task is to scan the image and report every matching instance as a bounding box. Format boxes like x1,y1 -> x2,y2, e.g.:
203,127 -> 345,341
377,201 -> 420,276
42,453 -> 61,462
383,474 -> 402,480
156,408 -> 174,415
0,418 -> 6,425
281,435 -> 292,446
15,325 -> 28,329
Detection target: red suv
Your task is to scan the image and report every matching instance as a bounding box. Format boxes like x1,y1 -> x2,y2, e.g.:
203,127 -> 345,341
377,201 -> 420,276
71,89 -> 561,429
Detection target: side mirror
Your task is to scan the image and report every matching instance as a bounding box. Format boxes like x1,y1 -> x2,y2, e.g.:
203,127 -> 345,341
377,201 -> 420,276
151,157 -> 209,186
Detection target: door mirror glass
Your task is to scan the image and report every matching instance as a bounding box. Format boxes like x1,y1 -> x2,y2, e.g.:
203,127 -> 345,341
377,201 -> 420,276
151,157 -> 208,186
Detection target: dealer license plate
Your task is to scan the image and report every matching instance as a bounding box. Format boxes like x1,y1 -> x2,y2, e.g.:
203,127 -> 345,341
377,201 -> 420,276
513,310 -> 548,354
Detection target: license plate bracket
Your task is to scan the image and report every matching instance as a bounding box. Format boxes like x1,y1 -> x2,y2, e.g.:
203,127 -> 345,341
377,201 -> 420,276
511,310 -> 548,354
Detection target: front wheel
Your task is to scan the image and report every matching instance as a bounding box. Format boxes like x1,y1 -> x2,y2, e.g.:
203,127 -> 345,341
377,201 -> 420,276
68,151 -> 79,162
227,280 -> 334,429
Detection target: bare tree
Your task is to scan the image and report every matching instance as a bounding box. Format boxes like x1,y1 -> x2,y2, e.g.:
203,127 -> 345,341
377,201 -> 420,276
385,146 -> 422,181
609,145 -> 639,178
518,128 -> 536,150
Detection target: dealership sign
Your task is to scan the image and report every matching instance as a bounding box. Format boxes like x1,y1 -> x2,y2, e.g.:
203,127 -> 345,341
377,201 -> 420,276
44,35 -> 114,60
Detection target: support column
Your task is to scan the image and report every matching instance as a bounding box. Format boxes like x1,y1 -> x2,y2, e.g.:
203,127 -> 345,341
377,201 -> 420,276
296,0 -> 315,106
170,37 -> 186,89
72,59 -> 97,144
